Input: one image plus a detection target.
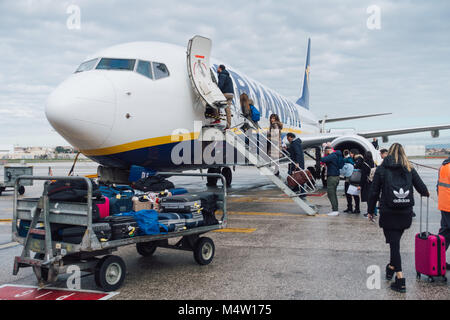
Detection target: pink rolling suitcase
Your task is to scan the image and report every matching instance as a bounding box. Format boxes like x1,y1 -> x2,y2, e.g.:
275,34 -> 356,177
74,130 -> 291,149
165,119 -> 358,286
95,196 -> 110,219
415,197 -> 447,282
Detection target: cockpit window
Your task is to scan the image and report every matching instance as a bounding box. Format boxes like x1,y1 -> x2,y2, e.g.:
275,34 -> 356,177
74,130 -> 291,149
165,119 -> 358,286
152,62 -> 170,80
136,60 -> 153,79
96,58 -> 136,71
75,58 -> 98,73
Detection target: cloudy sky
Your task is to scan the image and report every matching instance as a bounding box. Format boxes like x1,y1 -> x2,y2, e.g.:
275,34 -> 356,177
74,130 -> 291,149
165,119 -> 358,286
0,0 -> 449,147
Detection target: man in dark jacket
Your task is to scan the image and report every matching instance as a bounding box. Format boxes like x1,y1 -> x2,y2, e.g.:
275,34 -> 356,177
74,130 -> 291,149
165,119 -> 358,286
286,133 -> 305,173
217,65 -> 234,129
321,148 -> 344,216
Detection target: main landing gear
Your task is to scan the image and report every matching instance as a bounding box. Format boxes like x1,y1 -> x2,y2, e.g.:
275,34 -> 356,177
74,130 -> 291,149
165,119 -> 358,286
206,167 -> 232,187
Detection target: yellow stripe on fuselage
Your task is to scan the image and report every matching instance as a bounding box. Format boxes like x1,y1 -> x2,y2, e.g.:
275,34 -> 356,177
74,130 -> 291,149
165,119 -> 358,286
81,128 -> 305,157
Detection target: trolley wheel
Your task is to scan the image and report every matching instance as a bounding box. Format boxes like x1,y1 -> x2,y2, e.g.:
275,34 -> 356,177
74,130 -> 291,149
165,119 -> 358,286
18,185 -> 25,195
136,242 -> 157,257
94,255 -> 126,292
206,168 -> 221,187
416,272 -> 421,280
221,167 -> 232,187
193,237 -> 215,265
427,276 -> 435,283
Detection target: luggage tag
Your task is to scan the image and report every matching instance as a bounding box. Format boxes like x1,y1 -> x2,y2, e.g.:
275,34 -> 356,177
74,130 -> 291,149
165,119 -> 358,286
127,226 -> 137,237
116,194 -> 121,199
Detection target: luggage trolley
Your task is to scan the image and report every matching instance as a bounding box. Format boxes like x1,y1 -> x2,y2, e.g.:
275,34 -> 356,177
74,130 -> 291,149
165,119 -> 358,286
0,165 -> 33,196
12,172 -> 227,292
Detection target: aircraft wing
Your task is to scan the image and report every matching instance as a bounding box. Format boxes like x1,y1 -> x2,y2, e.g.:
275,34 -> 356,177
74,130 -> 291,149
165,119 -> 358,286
297,123 -> 450,148
358,124 -> 450,139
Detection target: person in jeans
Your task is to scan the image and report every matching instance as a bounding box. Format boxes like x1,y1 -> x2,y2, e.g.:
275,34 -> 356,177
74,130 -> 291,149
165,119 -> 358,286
437,156 -> 450,270
343,149 -> 359,214
321,147 -> 343,216
368,143 -> 429,293
217,65 -> 234,129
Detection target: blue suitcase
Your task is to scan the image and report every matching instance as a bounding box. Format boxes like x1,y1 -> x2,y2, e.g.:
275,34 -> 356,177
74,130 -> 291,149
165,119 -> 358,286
181,212 -> 204,228
99,185 -> 135,215
158,212 -> 186,232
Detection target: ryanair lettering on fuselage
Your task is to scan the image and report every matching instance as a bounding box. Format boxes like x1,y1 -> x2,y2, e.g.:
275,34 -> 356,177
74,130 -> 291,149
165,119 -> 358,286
212,64 -> 301,129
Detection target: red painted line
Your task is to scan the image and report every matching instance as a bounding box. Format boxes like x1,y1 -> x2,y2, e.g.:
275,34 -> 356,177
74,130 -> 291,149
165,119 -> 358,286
195,55 -> 205,59
0,284 -> 118,300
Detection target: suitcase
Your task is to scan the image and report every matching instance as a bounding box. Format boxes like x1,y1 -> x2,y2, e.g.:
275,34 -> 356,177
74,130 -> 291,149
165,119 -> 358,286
181,212 -> 204,228
287,169 -> 314,188
100,185 -> 135,215
101,215 -> 139,239
58,223 -> 111,244
160,192 -> 218,214
158,212 -> 186,232
94,196 -> 110,219
132,196 -> 153,211
415,197 -> 447,281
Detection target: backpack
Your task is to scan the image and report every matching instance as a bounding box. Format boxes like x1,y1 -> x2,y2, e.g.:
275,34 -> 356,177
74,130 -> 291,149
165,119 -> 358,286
250,105 -> 261,122
364,162 -> 377,183
383,167 -> 414,209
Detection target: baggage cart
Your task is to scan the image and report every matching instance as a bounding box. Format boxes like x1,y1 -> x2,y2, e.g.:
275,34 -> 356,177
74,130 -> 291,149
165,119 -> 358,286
0,165 -> 33,196
12,172 -> 227,292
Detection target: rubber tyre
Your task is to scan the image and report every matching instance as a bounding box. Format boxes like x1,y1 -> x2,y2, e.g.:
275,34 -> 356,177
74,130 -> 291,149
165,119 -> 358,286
193,237 -> 215,265
221,167 -> 232,187
136,242 -> 157,257
94,255 -> 126,292
18,185 -> 25,195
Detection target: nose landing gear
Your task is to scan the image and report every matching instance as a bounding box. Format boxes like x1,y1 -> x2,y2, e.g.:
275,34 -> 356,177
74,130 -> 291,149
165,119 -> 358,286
206,167 -> 232,187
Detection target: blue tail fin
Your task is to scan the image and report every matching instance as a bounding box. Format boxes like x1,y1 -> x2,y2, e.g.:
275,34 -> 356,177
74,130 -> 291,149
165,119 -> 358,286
296,38 -> 311,109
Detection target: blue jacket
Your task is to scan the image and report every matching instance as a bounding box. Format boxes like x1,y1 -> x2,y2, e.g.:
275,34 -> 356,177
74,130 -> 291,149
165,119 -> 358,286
287,138 -> 305,169
344,156 -> 354,165
321,150 -> 343,177
217,69 -> 234,94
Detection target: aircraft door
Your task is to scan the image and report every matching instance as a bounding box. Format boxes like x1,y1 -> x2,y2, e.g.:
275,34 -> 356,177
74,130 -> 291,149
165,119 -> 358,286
187,35 -> 226,111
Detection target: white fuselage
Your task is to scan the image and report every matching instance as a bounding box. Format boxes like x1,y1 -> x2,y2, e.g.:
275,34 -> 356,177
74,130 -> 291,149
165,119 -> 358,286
46,41 -> 321,169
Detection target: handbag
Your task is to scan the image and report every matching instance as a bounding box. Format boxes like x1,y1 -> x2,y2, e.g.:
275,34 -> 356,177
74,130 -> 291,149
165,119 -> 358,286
349,169 -> 362,185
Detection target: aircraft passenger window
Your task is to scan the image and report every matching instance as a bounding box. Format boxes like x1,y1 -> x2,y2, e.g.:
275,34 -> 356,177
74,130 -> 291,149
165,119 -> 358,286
136,60 -> 153,79
96,58 -> 136,71
152,62 -> 170,80
75,58 -> 98,73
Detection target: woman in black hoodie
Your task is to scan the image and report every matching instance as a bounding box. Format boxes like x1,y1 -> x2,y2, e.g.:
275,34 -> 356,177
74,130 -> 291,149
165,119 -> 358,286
368,143 -> 429,293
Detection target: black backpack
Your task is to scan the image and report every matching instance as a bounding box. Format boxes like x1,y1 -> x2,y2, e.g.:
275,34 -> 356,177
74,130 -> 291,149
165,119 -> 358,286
383,167 -> 414,209
48,179 -> 102,202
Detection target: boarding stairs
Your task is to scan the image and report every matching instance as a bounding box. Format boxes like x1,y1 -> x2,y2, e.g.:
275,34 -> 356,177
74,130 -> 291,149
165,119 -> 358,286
224,120 -> 318,215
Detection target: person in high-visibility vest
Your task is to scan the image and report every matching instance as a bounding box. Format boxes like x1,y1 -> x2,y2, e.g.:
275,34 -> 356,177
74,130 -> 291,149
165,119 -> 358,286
437,156 -> 450,270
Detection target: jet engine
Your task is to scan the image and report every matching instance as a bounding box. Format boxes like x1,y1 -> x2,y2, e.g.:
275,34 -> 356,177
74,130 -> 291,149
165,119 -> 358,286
330,134 -> 382,164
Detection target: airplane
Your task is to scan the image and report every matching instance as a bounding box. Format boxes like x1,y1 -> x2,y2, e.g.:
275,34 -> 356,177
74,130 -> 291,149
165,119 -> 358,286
45,36 -> 450,188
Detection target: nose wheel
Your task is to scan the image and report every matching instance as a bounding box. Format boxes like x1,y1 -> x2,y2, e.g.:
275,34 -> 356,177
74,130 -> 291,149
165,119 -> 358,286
206,167 -> 232,187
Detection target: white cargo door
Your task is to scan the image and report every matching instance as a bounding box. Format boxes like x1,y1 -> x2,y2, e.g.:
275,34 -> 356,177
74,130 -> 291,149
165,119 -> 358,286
187,35 -> 227,110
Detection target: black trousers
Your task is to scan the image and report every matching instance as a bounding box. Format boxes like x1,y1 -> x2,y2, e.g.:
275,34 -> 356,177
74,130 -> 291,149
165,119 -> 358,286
344,182 -> 360,210
383,229 -> 405,272
439,210 -> 450,251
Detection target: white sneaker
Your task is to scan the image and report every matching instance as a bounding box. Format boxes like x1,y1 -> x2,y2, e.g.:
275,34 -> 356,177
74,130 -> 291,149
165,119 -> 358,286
327,211 -> 339,216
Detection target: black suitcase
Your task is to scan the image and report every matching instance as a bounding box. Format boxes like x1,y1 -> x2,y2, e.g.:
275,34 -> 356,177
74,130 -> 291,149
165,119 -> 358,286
58,223 -> 111,244
160,192 -> 218,214
102,215 -> 139,240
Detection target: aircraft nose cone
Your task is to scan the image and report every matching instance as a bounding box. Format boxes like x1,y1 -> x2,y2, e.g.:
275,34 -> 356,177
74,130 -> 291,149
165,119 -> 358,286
46,72 -> 116,149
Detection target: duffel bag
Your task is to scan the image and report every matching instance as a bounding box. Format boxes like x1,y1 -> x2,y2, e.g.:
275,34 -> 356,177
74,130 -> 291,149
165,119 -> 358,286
48,179 -> 102,202
287,170 -> 314,188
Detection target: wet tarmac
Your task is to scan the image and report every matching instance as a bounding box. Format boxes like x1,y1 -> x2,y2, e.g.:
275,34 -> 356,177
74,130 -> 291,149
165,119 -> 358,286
0,159 -> 448,300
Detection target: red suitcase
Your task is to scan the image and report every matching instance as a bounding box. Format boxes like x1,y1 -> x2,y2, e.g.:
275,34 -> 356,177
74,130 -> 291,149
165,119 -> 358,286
415,197 -> 447,282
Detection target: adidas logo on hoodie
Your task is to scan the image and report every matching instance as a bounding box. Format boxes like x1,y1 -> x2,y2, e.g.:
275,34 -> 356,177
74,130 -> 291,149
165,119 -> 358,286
393,188 -> 410,204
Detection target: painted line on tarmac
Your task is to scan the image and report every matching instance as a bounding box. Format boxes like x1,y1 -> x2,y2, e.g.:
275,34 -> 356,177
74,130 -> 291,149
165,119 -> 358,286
0,219 -> 12,223
217,210 -> 298,217
213,228 -> 257,233
228,197 -> 293,203
0,242 -> 19,250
